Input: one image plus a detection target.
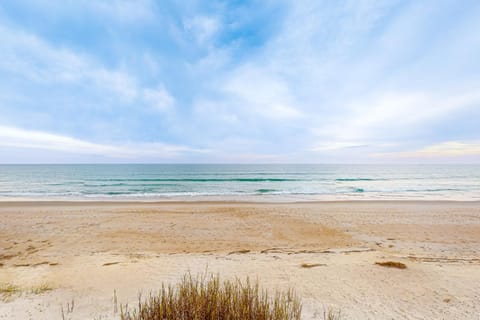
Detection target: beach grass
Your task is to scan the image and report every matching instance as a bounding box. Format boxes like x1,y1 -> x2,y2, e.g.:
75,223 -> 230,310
323,307 -> 342,320
1,282 -> 55,301
120,273 -> 301,320
0,283 -> 20,300
29,283 -> 54,295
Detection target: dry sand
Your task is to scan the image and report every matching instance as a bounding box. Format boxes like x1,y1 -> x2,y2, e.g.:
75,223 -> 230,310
0,201 -> 479,319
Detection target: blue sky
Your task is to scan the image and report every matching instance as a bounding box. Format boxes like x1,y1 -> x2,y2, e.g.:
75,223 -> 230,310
0,0 -> 479,163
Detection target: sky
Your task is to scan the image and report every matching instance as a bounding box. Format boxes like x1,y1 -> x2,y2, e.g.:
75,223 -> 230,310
0,0 -> 479,163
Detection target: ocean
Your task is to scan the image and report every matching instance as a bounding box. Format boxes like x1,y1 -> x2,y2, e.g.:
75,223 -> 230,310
0,164 -> 479,201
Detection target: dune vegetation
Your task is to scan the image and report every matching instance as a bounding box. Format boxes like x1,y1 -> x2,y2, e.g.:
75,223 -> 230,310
120,273 -> 301,320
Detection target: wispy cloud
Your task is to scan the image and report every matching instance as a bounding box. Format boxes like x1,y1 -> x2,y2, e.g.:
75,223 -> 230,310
4,0 -> 156,24
222,65 -> 303,120
310,89 -> 480,148
0,19 -> 177,137
143,86 -> 176,112
86,0 -> 156,22
0,125 -> 205,159
183,15 -> 220,45
0,23 -> 139,102
0,1 -> 479,162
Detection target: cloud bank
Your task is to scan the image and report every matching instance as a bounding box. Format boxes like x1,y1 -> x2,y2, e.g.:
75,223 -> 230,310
0,1 -> 479,163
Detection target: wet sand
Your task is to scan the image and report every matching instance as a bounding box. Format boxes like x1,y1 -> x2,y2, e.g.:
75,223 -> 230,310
1,201 -> 479,319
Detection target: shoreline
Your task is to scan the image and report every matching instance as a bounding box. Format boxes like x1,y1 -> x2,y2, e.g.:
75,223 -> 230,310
1,197 -> 480,204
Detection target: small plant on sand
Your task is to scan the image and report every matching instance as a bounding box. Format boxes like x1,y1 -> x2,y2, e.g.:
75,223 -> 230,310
61,298 -> 75,320
375,261 -> 407,269
323,307 -> 342,320
30,283 -> 54,295
120,273 -> 302,320
0,283 -> 20,300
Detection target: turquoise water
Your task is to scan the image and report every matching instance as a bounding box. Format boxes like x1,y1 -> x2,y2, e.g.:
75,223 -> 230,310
0,164 -> 479,200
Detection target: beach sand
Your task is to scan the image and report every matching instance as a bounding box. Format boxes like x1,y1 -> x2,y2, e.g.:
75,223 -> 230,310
0,201 -> 479,319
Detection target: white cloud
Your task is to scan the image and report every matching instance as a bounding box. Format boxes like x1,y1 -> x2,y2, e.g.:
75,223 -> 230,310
1,1 -> 479,163
188,2 -> 394,134
143,86 -> 175,112
0,23 -> 138,102
190,63 -> 303,127
348,90 -> 479,131
15,0 -> 156,24
183,15 -> 220,45
0,125 -> 204,159
310,142 -> 370,152
0,21 -> 182,113
87,0 -> 155,22
222,65 -> 303,120
311,89 -> 480,150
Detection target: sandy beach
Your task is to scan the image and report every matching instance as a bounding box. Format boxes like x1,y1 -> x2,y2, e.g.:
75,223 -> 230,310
1,200 -> 479,319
